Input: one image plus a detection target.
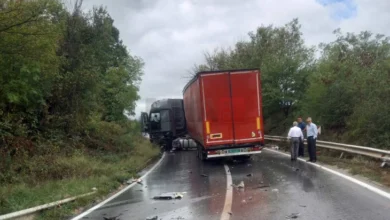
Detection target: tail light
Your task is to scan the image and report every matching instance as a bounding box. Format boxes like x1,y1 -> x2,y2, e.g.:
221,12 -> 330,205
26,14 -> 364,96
207,150 -> 218,155
250,146 -> 263,152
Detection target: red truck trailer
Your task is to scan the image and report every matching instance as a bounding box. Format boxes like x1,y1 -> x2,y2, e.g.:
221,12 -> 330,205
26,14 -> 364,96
183,69 -> 264,160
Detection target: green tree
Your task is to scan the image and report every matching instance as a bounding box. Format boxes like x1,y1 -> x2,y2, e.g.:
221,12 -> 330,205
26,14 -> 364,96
303,30 -> 390,148
192,19 -> 315,133
0,0 -> 63,136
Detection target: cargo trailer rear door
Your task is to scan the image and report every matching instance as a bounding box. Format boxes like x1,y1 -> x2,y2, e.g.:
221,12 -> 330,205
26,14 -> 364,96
230,70 -> 263,144
201,72 -> 234,146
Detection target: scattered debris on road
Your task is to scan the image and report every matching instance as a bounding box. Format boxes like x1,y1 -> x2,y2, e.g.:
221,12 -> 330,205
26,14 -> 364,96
271,189 -> 279,193
228,212 -> 233,215
246,173 -> 253,177
127,177 -> 143,185
299,205 -> 306,208
253,184 -> 270,189
201,174 -> 208,177
232,181 -> 245,189
153,192 -> 184,200
248,196 -> 253,200
286,213 -> 300,219
241,199 -> 247,204
146,216 -> 158,220
295,168 -> 300,171
103,213 -> 122,220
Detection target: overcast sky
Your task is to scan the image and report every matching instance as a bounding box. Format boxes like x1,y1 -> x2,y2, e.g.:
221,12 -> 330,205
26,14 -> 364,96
81,0 -> 390,117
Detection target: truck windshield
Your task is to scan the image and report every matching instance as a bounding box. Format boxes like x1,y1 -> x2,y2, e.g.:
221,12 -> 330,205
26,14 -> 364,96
150,112 -> 160,130
160,110 -> 170,122
150,110 -> 170,131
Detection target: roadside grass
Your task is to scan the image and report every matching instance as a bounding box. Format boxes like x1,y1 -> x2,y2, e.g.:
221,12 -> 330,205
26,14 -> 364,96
317,151 -> 390,186
0,135 -> 160,219
267,140 -> 390,187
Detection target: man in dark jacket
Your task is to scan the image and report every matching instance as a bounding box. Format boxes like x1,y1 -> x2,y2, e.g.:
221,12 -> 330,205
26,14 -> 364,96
297,117 -> 306,157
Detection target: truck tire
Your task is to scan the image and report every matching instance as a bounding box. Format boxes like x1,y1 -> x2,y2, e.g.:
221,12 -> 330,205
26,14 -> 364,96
165,139 -> 173,151
197,145 -> 206,161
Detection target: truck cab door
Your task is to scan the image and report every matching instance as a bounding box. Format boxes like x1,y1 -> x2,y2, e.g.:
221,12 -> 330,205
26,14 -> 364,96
140,112 -> 149,133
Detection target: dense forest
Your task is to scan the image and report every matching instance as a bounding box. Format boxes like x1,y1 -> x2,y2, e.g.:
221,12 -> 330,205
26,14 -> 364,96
0,0 -> 158,216
193,19 -> 390,149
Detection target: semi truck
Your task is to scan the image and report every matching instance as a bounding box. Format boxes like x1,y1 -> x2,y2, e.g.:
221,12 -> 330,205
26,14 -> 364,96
140,99 -> 187,150
183,69 -> 264,160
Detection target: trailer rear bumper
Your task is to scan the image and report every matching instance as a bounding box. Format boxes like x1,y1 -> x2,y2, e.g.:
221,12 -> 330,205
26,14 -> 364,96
207,150 -> 262,158
205,145 -> 263,159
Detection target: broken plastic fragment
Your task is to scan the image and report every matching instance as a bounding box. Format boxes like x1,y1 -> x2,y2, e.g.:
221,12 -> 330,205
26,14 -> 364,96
201,174 -> 208,177
153,192 -> 184,200
146,216 -> 158,220
286,213 -> 300,219
127,177 -> 142,185
271,189 -> 279,193
103,213 -> 122,220
253,184 -> 270,189
231,181 -> 245,189
237,181 -> 245,188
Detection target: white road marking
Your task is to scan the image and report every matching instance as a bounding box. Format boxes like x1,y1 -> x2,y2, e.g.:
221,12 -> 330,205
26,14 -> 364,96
71,153 -> 166,220
264,148 -> 390,201
220,164 -> 233,220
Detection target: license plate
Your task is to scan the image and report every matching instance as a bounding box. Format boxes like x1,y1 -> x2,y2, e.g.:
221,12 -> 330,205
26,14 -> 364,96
228,149 -> 240,153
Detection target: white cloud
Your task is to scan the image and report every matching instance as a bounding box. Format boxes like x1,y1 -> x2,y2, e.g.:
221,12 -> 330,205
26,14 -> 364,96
82,0 -> 390,118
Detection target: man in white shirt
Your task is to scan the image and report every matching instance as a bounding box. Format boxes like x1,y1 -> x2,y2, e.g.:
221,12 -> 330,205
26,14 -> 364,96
287,121 -> 304,161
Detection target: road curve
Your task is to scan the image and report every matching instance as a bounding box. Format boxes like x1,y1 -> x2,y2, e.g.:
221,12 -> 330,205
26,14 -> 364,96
75,150 -> 390,220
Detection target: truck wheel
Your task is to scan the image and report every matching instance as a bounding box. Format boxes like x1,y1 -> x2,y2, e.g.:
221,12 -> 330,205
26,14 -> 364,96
200,148 -> 206,161
164,139 -> 173,151
197,145 -> 205,160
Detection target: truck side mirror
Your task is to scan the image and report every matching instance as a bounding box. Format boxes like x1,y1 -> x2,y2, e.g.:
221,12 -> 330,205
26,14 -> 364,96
140,112 -> 149,132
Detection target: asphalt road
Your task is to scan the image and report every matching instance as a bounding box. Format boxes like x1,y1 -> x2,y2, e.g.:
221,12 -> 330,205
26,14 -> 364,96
77,150 -> 390,220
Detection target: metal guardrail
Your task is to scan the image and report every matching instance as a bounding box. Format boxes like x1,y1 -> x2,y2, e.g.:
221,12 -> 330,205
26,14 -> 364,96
264,135 -> 390,162
0,190 -> 97,220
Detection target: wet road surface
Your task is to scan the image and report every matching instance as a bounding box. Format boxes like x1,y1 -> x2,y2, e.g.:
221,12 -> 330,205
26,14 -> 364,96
78,150 -> 390,220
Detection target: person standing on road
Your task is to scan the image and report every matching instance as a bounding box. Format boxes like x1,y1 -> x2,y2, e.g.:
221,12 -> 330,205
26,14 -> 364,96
306,117 -> 318,162
287,121 -> 304,161
297,117 -> 306,157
